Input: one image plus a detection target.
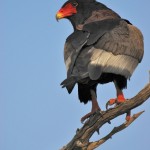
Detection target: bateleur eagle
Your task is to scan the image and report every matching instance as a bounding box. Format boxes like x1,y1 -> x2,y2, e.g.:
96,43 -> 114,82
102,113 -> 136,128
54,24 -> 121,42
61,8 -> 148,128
56,0 -> 144,123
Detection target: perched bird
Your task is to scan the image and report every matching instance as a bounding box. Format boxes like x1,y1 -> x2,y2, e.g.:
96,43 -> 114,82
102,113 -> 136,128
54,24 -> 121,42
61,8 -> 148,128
56,0 -> 144,123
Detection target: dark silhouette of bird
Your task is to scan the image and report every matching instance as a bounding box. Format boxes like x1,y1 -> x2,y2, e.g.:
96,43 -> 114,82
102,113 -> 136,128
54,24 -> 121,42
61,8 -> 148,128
56,0 -> 144,123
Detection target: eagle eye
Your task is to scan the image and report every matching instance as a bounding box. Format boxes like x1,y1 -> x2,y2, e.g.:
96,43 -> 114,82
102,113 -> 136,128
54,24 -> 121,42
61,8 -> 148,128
72,2 -> 78,7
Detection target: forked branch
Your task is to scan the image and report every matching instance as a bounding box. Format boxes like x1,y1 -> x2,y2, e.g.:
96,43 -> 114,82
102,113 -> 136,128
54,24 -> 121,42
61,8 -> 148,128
87,111 -> 144,149
61,83 -> 150,150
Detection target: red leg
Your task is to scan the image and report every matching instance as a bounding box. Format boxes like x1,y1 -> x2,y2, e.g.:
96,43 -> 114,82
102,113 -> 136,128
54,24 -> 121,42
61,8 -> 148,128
117,93 -> 126,103
126,111 -> 131,121
106,93 -> 125,108
117,93 -> 131,121
106,81 -> 131,121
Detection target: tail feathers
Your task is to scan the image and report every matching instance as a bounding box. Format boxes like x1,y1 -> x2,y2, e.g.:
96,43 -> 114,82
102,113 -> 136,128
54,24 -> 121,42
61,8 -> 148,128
78,83 -> 97,104
78,84 -> 91,104
60,76 -> 77,94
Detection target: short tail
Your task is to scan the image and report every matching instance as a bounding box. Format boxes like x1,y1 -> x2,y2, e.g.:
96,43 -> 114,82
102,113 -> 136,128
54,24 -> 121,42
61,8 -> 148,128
60,76 -> 77,94
78,83 -> 97,104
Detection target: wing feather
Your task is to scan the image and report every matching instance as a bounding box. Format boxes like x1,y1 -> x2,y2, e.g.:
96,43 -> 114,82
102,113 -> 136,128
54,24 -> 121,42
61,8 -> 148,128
87,48 -> 139,80
94,21 -> 144,62
62,18 -> 144,92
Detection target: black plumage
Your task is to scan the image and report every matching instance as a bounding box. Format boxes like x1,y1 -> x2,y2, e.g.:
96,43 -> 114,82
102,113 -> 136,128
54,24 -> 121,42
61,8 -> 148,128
56,0 -> 144,121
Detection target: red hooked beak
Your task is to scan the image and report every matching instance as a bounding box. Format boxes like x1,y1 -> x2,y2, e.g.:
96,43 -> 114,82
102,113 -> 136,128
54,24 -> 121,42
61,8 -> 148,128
56,3 -> 77,21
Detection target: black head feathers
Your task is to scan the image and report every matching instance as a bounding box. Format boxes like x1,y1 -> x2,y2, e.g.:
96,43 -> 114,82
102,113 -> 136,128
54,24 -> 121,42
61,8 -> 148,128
76,0 -> 96,2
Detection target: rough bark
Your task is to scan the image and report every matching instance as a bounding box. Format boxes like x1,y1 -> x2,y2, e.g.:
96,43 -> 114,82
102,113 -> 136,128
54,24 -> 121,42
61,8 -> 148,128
60,83 -> 150,150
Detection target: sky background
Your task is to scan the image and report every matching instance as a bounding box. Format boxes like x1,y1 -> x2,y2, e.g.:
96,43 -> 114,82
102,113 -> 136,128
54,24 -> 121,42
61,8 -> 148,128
1,0 -> 150,150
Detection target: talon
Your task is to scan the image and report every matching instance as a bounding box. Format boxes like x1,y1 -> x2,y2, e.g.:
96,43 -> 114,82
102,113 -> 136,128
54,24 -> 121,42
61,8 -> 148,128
106,99 -> 116,110
107,120 -> 111,124
96,128 -> 100,135
106,94 -> 126,110
126,110 -> 131,121
81,112 -> 93,123
81,109 -> 101,124
126,116 -> 131,122
106,101 -> 109,110
109,99 -> 117,105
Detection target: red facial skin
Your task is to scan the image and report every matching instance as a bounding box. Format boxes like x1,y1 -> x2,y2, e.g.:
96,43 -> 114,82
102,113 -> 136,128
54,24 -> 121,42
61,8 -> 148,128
56,3 -> 77,20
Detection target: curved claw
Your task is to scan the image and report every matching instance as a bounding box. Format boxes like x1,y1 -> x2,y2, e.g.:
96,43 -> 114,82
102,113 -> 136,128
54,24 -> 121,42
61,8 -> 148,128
96,128 -> 100,135
106,99 -> 116,110
107,120 -> 111,124
81,112 -> 93,124
106,101 -> 110,110
81,109 -> 101,124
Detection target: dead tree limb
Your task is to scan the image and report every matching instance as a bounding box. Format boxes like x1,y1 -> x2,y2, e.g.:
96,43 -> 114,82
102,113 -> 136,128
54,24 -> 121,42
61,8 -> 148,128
87,111 -> 144,150
61,83 -> 150,150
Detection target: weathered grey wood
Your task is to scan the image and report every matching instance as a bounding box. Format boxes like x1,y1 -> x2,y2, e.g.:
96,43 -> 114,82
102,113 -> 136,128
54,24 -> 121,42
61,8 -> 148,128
87,111 -> 144,150
60,83 -> 150,150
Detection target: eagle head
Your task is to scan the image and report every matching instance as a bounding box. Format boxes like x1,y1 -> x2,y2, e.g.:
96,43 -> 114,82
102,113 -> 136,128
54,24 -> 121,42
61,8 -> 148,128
56,0 -> 108,29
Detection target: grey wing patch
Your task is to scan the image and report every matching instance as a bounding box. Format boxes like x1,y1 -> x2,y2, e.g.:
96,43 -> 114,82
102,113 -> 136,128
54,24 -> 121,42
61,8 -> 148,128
95,20 -> 144,62
88,49 -> 111,80
103,53 -> 139,78
88,48 -> 139,80
64,42 -> 74,71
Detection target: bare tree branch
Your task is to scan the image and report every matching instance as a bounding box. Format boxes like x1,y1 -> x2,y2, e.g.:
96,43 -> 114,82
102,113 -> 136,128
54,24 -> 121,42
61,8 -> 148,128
87,111 -> 144,150
60,83 -> 150,150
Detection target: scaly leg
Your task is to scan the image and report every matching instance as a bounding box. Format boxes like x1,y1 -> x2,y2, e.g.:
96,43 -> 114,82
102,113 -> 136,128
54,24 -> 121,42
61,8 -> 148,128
106,81 -> 131,121
81,89 -> 101,123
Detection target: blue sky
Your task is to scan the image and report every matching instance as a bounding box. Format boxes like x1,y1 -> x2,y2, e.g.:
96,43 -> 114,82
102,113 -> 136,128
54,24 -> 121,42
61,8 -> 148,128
1,0 -> 150,150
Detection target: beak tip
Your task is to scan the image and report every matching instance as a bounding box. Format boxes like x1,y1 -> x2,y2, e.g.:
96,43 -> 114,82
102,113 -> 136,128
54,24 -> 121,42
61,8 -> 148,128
55,12 -> 64,22
55,15 -> 59,22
